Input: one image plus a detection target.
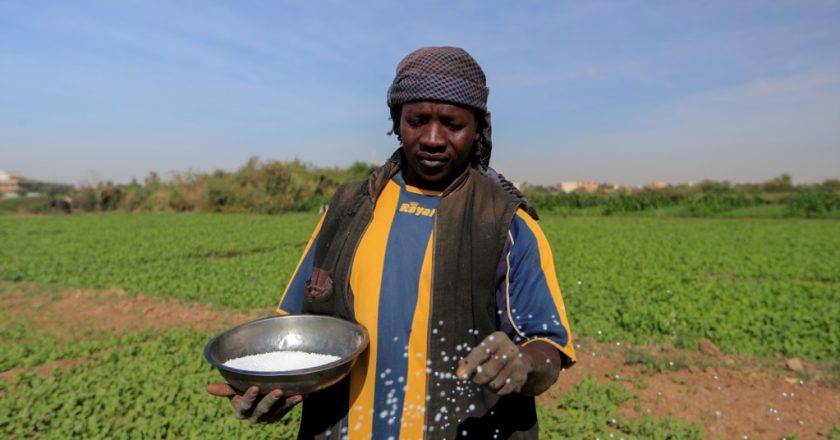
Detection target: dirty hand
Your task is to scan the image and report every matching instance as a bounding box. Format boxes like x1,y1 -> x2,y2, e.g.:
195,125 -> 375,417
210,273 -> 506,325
206,383 -> 303,424
455,331 -> 533,396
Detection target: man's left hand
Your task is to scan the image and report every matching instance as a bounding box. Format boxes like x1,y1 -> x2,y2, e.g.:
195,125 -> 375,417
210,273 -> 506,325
456,331 -> 532,396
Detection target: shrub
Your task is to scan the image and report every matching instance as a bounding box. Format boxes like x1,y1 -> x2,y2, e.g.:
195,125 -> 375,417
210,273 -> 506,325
785,190 -> 840,218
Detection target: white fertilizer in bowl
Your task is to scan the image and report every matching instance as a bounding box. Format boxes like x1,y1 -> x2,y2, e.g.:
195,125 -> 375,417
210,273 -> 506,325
223,351 -> 341,372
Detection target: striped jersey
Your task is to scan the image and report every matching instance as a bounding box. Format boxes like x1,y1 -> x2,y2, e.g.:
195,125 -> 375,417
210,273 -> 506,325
277,172 -> 574,439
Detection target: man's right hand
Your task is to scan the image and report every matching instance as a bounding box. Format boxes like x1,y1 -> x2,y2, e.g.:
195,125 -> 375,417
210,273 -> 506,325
206,383 -> 304,424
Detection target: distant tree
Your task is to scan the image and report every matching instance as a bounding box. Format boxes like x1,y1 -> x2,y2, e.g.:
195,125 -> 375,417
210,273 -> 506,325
144,171 -> 162,189
521,184 -> 556,195
100,185 -> 122,210
820,179 -> 840,191
346,161 -> 377,181
595,183 -> 615,194
763,173 -> 793,192
696,179 -> 733,194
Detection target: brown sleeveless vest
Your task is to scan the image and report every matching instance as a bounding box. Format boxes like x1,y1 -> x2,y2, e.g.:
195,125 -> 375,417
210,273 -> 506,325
297,156 -> 539,439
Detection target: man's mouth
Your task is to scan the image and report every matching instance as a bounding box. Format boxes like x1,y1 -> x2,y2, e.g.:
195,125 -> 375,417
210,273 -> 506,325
419,159 -> 446,168
417,155 -> 448,169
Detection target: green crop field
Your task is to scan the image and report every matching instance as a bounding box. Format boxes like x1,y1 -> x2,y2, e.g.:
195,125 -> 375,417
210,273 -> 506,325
2,213 -> 838,359
544,217 -> 840,360
2,213 -> 839,438
0,213 -> 318,309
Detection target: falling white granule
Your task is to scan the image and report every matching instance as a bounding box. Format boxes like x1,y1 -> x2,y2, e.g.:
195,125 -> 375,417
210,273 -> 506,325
224,350 -> 340,372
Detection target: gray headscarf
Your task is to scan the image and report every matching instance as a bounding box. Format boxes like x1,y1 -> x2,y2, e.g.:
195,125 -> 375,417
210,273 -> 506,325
386,46 -> 538,219
387,46 -> 493,168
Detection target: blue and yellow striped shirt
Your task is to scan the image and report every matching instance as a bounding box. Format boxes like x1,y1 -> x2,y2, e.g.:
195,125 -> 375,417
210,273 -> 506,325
277,172 -> 574,439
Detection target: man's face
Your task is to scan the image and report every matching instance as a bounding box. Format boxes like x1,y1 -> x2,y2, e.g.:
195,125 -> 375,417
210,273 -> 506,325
399,101 -> 479,191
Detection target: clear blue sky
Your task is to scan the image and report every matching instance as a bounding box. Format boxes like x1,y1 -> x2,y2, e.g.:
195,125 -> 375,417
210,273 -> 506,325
2,0 -> 839,186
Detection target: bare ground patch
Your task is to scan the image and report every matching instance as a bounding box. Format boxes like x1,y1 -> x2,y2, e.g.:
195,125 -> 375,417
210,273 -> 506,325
0,282 -> 269,340
192,247 -> 276,260
0,282 -> 271,389
541,339 -> 840,439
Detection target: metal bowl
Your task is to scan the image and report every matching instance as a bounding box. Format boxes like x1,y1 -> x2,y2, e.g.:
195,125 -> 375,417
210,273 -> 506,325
204,315 -> 369,395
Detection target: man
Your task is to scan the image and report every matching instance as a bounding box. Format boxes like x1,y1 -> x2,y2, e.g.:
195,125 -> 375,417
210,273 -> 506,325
208,46 -> 575,439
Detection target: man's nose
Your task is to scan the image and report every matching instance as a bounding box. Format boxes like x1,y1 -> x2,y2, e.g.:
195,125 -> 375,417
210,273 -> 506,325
421,122 -> 446,148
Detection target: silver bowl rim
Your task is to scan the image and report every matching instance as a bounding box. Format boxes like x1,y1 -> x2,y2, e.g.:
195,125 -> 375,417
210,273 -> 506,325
204,314 -> 369,377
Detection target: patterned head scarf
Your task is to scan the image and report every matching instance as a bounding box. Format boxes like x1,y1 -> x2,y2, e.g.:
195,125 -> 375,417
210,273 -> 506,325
387,46 -> 494,168
386,46 -> 538,218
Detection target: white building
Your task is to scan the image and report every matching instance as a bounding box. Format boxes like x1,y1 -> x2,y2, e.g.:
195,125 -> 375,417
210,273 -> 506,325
557,181 -> 600,193
0,170 -> 26,197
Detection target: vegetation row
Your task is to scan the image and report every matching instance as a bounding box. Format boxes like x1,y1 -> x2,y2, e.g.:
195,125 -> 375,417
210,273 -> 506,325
3,159 -> 838,218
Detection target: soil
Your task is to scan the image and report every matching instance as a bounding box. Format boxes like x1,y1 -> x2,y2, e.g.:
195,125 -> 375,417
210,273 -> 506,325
0,282 -> 267,339
542,342 -> 840,439
1,283 -> 838,439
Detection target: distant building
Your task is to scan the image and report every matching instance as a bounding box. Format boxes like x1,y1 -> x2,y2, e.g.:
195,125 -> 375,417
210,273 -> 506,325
0,170 -> 26,197
556,181 -> 600,193
557,182 -> 576,193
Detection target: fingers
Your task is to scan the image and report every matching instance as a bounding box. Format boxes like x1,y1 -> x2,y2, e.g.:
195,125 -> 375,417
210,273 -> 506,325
208,383 -> 303,424
457,332 -> 532,396
231,386 -> 260,419
475,346 -> 519,387
206,383 -> 238,398
249,389 -> 284,423
490,357 -> 528,396
250,392 -> 305,424
456,331 -> 505,379
471,351 -> 507,385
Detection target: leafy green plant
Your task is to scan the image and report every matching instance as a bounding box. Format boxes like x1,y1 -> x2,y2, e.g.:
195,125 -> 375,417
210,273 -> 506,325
0,326 -> 113,371
785,190 -> 840,218
546,216 -> 840,360
0,330 -> 300,439
538,375 -> 704,439
0,213 -> 320,309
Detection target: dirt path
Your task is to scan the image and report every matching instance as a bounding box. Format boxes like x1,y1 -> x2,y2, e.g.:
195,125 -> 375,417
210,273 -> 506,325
1,283 -> 838,439
544,341 -> 840,439
0,282 -> 268,339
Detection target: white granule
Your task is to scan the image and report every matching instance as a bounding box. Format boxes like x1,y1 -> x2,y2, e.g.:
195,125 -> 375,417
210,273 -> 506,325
224,350 -> 340,372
